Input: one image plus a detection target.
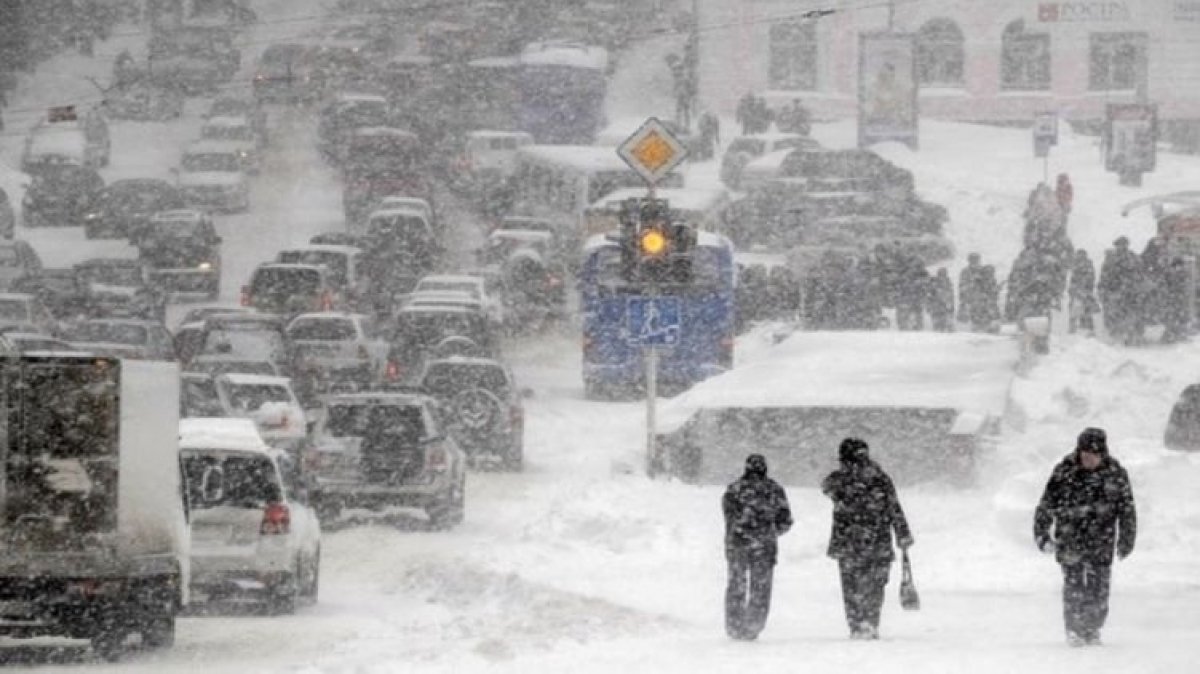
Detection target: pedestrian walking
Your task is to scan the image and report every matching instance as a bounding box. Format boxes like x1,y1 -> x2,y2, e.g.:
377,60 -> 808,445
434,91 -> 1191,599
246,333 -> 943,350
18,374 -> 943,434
1034,427 -> 1137,647
1068,249 -> 1099,334
723,454 -> 793,641
821,438 -> 913,640
927,268 -> 955,332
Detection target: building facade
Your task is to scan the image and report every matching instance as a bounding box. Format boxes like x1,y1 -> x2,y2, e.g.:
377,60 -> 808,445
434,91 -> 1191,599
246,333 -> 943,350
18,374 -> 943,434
696,0 -> 1200,132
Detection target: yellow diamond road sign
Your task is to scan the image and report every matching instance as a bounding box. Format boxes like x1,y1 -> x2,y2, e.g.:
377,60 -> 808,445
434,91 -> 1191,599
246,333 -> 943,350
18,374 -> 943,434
617,117 -> 688,184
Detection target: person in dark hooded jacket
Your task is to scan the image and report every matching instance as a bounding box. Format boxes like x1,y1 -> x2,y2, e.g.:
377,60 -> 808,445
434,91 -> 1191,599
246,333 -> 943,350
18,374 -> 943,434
821,438 -> 913,639
1034,427 -> 1137,646
722,453 -> 792,640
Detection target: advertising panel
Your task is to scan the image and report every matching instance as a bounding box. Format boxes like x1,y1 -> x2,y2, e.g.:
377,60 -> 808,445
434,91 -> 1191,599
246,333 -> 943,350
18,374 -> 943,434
858,32 -> 918,150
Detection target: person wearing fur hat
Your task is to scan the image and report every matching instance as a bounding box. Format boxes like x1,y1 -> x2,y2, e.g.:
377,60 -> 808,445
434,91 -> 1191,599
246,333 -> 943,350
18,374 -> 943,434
821,438 -> 913,640
1034,427 -> 1137,647
722,453 -> 793,640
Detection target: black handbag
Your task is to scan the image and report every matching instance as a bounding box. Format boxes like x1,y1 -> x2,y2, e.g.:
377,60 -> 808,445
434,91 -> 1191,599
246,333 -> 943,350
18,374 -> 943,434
899,550 -> 920,611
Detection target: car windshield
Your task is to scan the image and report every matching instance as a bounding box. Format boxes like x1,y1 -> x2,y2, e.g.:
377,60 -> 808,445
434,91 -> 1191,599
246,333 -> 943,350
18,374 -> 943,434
182,152 -> 240,172
181,377 -> 223,417
325,403 -> 424,442
392,312 -> 482,344
251,268 -> 321,298
101,184 -> 174,212
202,326 -> 285,358
0,299 -> 31,321
421,363 -> 509,396
145,220 -> 203,239
221,382 -> 292,413
10,337 -> 72,352
76,265 -> 142,286
276,251 -> 348,284
417,280 -> 479,299
64,322 -> 148,345
202,124 -> 254,142
288,318 -> 356,341
182,453 -> 281,509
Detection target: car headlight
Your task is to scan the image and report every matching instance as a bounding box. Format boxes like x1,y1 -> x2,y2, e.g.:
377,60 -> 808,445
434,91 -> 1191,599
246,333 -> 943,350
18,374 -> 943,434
84,212 -> 101,220
198,261 -> 213,271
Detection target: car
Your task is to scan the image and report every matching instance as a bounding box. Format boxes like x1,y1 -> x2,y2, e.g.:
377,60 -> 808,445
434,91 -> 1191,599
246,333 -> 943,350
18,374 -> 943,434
204,96 -> 268,145
0,330 -> 78,354
195,312 -> 289,373
0,292 -> 59,335
383,305 -> 500,385
285,312 -> 387,401
73,258 -> 166,320
102,82 -> 185,121
275,245 -> 366,309
720,133 -> 817,190
252,43 -> 317,102
417,356 -> 524,470
450,130 -> 533,194
22,108 -> 110,170
83,178 -> 186,239
186,354 -> 284,378
22,163 -> 105,228
477,227 -> 567,322
0,186 -> 15,238
317,93 -> 391,162
343,168 -> 431,226
201,114 -> 265,160
0,240 -> 44,292
181,371 -> 225,418
213,373 -> 308,451
358,207 -> 440,279
242,263 -> 342,318
412,274 -> 504,327
341,127 -> 423,181
60,318 -> 177,360
1165,383 -> 1200,451
146,26 -> 239,93
303,392 -> 467,528
177,140 -> 252,213
180,418 -> 321,614
137,209 -> 223,300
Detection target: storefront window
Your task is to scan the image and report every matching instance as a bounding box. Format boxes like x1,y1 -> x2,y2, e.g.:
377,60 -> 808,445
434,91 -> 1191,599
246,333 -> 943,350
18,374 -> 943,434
1090,32 -> 1146,91
768,21 -> 817,91
1001,20 -> 1051,91
916,19 -> 964,87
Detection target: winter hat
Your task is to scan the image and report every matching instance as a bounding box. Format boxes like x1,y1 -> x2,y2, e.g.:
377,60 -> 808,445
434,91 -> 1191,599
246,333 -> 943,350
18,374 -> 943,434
1114,236 -> 1130,249
745,454 -> 768,477
1076,427 -> 1108,455
839,437 -> 869,464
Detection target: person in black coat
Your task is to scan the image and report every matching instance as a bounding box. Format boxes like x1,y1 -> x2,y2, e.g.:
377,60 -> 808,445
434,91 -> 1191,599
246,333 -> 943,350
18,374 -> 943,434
722,454 -> 793,640
821,438 -> 913,639
1034,427 -> 1137,646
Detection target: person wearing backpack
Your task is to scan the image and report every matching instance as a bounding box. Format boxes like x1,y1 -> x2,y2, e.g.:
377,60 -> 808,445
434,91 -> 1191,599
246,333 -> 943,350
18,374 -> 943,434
821,437 -> 914,639
722,454 -> 793,640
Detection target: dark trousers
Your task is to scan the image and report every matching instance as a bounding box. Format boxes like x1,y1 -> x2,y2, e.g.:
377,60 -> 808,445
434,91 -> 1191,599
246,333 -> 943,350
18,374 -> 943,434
838,557 -> 891,633
1061,562 -> 1112,638
725,548 -> 775,639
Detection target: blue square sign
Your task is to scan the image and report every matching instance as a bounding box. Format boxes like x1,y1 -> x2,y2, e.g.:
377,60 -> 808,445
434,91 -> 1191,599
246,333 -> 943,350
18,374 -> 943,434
627,297 -> 681,346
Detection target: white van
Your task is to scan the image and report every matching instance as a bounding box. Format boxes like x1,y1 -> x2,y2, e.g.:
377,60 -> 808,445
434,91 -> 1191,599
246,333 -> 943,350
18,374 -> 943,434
453,130 -> 534,189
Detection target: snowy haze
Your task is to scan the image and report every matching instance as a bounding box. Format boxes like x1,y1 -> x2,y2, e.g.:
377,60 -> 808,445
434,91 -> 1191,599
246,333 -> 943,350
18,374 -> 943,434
1,0 -> 1199,672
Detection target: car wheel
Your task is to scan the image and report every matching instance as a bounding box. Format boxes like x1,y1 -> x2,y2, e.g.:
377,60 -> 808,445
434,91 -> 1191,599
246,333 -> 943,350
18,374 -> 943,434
141,610 -> 175,649
91,625 -> 129,661
304,548 -> 321,604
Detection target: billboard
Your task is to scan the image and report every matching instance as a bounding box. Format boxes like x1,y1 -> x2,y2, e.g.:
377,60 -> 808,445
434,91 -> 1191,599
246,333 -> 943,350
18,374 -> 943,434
1105,103 -> 1157,174
858,32 -> 919,150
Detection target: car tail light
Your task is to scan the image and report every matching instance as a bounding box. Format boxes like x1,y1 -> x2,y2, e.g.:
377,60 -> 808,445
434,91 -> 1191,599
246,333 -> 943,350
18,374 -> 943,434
240,286 -> 251,307
427,443 -> 449,472
261,502 -> 291,535
385,359 -> 401,381
319,291 -> 334,311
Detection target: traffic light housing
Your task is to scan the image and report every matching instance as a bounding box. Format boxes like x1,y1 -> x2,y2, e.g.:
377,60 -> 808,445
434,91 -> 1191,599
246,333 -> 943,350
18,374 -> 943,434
616,197 -> 695,286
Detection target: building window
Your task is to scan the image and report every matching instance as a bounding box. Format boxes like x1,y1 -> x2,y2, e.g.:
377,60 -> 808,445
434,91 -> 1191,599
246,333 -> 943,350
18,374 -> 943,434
1001,20 -> 1050,90
768,21 -> 817,90
1090,32 -> 1146,91
916,19 -> 964,87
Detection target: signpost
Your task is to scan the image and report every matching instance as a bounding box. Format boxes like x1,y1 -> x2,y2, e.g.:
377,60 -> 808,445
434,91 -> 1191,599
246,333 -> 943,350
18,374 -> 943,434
1104,103 -> 1157,187
616,117 -> 689,476
1033,111 -> 1058,180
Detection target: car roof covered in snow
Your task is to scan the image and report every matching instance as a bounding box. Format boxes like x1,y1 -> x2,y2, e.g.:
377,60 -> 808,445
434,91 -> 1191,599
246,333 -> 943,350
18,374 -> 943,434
279,244 -> 361,257
658,331 -> 1021,433
180,417 -> 271,452
519,40 -> 607,70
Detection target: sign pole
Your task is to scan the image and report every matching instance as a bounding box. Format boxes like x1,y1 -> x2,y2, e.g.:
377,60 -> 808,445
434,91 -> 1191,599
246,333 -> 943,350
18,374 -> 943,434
645,344 -> 658,475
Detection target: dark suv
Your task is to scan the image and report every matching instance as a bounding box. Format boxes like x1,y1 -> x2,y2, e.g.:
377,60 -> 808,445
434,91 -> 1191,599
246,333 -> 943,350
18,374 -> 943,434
22,163 -> 105,228
83,178 -> 185,239
417,357 -> 524,470
73,258 -> 166,320
383,305 -> 498,385
137,209 -> 222,299
305,393 -> 467,528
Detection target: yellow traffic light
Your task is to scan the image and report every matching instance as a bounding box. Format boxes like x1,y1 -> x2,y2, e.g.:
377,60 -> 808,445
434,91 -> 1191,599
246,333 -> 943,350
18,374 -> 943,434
639,228 -> 668,257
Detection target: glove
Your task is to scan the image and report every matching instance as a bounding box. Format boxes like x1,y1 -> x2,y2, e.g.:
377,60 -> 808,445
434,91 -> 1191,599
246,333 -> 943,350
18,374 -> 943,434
1037,537 -> 1057,555
898,537 -> 914,550
1117,547 -> 1132,561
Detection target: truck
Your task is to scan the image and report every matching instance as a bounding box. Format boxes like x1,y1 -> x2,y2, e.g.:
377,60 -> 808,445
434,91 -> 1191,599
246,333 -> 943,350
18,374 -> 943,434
0,355 -> 186,659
